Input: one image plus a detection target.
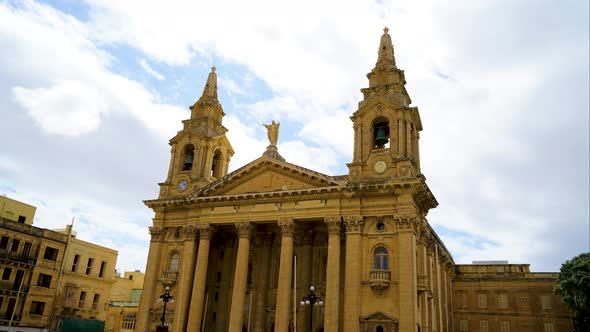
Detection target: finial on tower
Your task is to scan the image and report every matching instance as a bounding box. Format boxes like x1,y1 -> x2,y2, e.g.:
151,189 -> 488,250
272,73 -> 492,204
376,27 -> 396,68
200,66 -> 218,100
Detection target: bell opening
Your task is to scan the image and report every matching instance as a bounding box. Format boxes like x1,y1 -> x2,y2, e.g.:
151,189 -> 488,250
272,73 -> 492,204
182,144 -> 195,171
373,120 -> 390,148
211,150 -> 222,178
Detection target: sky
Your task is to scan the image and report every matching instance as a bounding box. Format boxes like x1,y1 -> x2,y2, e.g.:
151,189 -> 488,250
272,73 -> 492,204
0,0 -> 588,273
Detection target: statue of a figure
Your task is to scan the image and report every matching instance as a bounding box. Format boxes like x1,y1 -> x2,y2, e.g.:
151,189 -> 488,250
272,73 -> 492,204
263,121 -> 280,147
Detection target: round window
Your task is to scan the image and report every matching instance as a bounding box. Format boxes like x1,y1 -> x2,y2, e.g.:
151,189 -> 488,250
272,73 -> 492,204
376,221 -> 385,232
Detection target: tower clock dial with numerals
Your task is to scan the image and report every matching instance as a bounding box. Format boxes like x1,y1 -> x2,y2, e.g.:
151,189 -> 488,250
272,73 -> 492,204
178,180 -> 188,192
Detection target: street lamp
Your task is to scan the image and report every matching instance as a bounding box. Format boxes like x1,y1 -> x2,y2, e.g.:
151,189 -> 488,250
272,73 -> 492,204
157,286 -> 175,332
300,285 -> 323,332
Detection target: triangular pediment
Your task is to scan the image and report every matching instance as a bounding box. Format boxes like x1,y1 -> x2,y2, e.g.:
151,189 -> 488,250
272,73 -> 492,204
360,311 -> 398,323
191,156 -> 346,197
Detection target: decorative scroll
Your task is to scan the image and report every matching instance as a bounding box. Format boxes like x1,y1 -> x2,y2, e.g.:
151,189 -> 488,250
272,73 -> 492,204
182,225 -> 198,241
149,227 -> 165,240
196,223 -> 216,240
343,215 -> 364,233
324,216 -> 342,235
235,221 -> 252,239
277,218 -> 295,237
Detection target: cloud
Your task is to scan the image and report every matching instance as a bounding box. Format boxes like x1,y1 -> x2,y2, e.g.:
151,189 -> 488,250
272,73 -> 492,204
139,58 -> 165,81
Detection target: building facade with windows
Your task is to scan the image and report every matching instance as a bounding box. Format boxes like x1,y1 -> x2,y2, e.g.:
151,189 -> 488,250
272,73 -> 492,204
0,195 -> 36,225
453,263 -> 572,332
136,29 -> 574,332
51,230 -> 118,331
0,210 -> 69,331
105,270 -> 145,332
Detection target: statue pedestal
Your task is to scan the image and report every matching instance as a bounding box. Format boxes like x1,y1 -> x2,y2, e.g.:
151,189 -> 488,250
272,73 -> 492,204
263,145 -> 285,162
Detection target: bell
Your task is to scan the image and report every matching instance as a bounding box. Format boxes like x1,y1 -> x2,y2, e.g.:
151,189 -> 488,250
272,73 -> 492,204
374,127 -> 389,146
184,153 -> 194,166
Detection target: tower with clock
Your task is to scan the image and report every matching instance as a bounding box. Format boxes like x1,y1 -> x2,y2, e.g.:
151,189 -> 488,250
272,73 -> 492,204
159,66 -> 234,198
347,27 -> 423,182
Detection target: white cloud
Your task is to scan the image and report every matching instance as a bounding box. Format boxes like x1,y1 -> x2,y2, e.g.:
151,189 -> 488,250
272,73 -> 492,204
139,58 -> 165,81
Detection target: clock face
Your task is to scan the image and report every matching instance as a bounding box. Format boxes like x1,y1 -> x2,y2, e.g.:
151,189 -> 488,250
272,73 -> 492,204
373,160 -> 387,174
178,180 -> 188,192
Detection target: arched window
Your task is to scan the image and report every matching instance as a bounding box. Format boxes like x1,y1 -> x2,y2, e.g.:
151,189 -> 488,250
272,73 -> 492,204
374,246 -> 389,270
182,145 -> 195,171
376,326 -> 384,332
169,252 -> 179,272
211,150 -> 222,178
372,117 -> 390,149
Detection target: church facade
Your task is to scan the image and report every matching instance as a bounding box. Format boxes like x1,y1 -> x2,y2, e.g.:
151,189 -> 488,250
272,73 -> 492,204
135,29 -> 571,332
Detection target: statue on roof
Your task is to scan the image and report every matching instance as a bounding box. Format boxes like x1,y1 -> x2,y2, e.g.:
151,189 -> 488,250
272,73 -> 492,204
263,121 -> 280,147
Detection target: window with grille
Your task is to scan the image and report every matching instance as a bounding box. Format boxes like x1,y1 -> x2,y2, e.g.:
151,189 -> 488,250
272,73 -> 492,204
374,246 -> 389,270
459,319 -> 468,332
499,294 -> 508,308
542,296 -> 551,310
122,314 -> 137,330
478,294 -> 487,308
500,321 -> 510,332
479,320 -> 488,332
544,322 -> 554,332
459,294 -> 467,308
169,252 -> 179,272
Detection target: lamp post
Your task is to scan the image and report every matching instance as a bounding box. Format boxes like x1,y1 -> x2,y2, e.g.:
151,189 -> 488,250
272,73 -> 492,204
300,285 -> 323,332
157,286 -> 174,332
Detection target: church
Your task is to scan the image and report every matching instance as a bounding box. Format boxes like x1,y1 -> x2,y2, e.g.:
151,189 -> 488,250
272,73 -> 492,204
135,29 -> 572,332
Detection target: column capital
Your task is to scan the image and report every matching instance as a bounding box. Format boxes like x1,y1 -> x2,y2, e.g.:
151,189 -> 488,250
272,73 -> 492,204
149,227 -> 166,240
324,216 -> 342,235
343,215 -> 364,233
182,225 -> 198,240
196,223 -> 216,240
394,216 -> 420,234
277,218 -> 295,237
235,221 -> 252,239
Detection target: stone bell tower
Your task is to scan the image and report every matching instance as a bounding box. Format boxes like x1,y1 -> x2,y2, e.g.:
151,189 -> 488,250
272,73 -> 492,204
348,28 -> 423,182
159,66 -> 234,198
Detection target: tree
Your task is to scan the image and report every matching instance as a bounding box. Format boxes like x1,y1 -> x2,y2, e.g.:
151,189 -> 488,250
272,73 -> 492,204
554,252 -> 590,332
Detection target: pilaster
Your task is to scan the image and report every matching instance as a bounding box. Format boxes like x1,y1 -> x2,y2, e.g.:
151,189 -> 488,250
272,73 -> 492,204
186,223 -> 215,332
323,216 -> 341,332
174,224 -> 198,332
343,215 -> 363,332
136,226 -> 165,332
275,218 -> 295,332
228,222 -> 252,332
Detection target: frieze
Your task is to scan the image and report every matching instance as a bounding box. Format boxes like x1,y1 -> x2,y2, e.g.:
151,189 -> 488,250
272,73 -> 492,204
343,215 -> 364,233
149,227 -> 166,240
235,221 -> 252,239
277,218 -> 295,237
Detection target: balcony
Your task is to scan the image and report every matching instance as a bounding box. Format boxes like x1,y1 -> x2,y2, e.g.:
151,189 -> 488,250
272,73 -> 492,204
160,271 -> 178,286
0,280 -> 30,294
370,269 -> 391,292
417,273 -> 428,292
0,249 -> 37,266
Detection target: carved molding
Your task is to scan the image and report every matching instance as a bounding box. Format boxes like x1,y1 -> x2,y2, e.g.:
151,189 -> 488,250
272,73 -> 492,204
343,215 -> 364,233
324,216 -> 342,235
149,227 -> 165,240
394,217 -> 420,234
235,221 -> 252,239
196,223 -> 216,240
182,225 -> 198,240
277,218 -> 295,237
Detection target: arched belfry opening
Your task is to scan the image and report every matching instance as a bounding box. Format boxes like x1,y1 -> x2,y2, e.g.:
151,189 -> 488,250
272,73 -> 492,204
211,150 -> 222,178
182,144 -> 195,171
372,117 -> 390,149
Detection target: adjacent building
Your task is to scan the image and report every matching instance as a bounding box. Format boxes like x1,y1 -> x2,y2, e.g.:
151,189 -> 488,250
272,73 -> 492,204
50,229 -> 118,331
0,208 -> 68,331
106,270 -> 145,332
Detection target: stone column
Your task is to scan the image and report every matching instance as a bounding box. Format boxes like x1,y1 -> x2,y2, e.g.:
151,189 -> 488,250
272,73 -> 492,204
297,231 -> 314,332
136,226 -> 165,332
323,217 -> 341,332
228,222 -> 252,332
216,234 -> 238,332
186,223 -> 215,332
275,218 -> 295,332
253,233 -> 274,332
426,237 -> 435,332
343,216 -> 363,332
174,225 -> 198,332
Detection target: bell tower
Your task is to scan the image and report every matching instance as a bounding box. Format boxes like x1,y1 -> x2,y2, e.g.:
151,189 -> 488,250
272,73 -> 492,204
348,28 -> 423,181
159,66 -> 234,198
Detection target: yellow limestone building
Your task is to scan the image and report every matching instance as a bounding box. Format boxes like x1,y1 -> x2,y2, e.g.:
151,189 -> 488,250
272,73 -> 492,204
137,29 -> 454,332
